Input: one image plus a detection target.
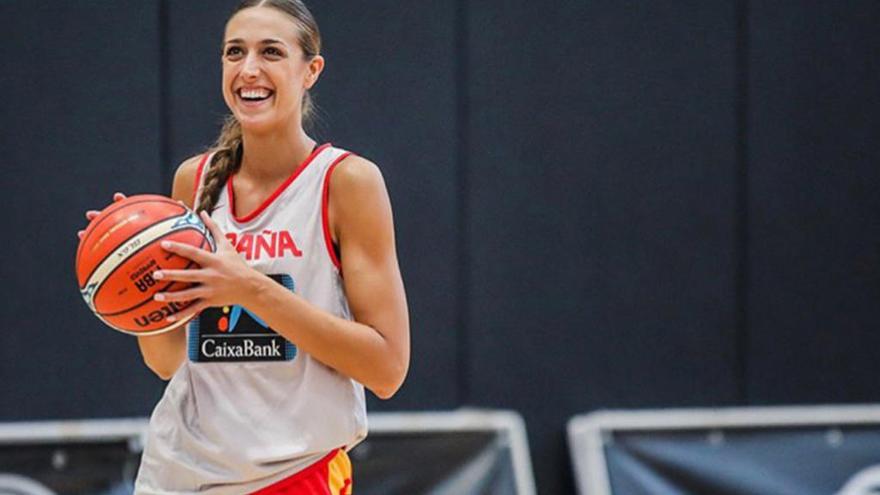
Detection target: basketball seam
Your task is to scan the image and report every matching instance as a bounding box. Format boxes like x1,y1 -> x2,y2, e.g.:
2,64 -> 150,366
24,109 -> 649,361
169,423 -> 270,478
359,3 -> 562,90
79,206 -> 189,289
81,212 -> 200,311
78,197 -> 178,263
97,230 -> 209,317
76,197 -> 184,279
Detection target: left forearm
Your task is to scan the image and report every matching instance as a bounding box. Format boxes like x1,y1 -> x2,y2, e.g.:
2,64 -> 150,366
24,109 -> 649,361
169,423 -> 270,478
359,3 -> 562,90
241,271 -> 406,398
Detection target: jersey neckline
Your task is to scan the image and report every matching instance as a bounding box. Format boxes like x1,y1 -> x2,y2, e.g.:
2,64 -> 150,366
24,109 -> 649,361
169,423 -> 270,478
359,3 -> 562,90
226,142 -> 331,224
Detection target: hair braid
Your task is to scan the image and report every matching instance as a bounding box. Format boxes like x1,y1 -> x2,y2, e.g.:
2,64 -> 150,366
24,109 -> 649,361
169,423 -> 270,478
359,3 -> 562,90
196,115 -> 243,214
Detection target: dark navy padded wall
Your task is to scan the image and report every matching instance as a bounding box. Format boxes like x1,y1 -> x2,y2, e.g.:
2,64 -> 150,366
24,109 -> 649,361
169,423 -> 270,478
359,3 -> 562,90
465,2 -> 739,492
0,2 -> 163,418
166,1 -> 460,409
746,2 -> 880,403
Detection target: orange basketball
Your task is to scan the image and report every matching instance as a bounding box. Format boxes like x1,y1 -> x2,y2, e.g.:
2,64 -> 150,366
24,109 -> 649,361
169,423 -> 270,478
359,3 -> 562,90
76,194 -> 215,335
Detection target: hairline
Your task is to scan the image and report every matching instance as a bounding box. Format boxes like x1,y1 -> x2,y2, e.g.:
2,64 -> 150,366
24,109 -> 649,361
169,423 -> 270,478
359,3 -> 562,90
225,4 -> 318,56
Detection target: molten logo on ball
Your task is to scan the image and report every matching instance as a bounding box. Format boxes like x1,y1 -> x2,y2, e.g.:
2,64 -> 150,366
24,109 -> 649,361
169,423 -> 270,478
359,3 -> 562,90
133,300 -> 195,328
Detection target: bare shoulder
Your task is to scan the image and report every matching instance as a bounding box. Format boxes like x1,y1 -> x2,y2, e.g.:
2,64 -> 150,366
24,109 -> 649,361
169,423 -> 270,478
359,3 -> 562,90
174,154 -> 205,187
330,154 -> 386,195
329,154 -> 394,245
171,153 -> 208,208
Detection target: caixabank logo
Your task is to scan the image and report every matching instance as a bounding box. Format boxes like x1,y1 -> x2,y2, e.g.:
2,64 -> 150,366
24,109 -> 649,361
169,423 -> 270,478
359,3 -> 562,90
188,274 -> 296,362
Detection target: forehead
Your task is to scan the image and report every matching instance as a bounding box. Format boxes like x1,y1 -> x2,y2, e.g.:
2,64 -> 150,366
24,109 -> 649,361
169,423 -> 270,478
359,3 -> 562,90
225,7 -> 300,45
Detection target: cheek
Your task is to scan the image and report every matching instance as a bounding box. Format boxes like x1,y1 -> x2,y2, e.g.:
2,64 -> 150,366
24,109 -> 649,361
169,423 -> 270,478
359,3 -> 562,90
276,69 -> 306,97
284,61 -> 310,87
222,65 -> 237,86
221,68 -> 237,104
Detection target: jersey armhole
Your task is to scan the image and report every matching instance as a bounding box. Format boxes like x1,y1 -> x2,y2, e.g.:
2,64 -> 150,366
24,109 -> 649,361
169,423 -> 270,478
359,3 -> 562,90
321,152 -> 354,275
192,152 -> 213,207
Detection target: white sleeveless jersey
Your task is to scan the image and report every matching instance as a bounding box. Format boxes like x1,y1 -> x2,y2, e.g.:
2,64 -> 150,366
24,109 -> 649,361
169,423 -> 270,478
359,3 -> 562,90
135,144 -> 367,494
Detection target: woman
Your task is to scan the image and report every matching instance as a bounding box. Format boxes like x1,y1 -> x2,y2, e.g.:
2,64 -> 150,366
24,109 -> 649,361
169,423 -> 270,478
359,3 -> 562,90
80,1 -> 409,492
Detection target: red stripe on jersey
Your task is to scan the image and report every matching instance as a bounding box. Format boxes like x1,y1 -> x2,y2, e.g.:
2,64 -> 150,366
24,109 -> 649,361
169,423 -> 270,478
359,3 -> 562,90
229,143 -> 332,224
321,152 -> 353,273
192,152 -> 210,206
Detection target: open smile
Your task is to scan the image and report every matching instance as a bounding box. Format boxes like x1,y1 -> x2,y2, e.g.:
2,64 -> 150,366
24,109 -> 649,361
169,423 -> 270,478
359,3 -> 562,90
236,87 -> 275,107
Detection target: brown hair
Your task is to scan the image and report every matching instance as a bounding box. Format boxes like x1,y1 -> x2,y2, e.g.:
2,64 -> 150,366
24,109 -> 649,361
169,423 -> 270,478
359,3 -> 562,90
196,0 -> 321,214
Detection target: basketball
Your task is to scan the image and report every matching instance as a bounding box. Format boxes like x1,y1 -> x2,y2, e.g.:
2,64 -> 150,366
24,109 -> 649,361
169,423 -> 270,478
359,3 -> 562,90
76,194 -> 215,335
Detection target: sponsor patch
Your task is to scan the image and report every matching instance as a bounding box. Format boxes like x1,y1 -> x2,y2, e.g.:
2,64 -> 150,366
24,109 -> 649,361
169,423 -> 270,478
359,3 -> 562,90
188,274 -> 297,362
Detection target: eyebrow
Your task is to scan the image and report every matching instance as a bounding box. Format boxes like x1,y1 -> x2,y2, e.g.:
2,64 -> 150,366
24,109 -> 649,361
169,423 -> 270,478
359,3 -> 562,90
224,38 -> 285,46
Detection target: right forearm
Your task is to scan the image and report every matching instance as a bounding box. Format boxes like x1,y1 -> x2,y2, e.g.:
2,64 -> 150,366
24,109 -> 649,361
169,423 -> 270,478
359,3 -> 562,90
137,329 -> 186,380
135,154 -> 196,381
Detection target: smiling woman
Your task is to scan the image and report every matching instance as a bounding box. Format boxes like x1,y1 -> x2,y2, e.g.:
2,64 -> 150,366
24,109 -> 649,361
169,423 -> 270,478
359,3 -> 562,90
119,1 -> 410,493
217,3 -> 322,138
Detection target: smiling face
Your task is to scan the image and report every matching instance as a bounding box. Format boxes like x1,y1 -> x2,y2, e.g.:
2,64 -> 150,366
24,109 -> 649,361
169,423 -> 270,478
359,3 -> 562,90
222,6 -> 323,134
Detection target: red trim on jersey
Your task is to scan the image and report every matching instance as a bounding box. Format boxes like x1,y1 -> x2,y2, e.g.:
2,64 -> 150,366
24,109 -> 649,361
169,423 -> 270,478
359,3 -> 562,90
321,152 -> 353,273
250,448 -> 341,494
228,143 -> 332,223
192,152 -> 210,206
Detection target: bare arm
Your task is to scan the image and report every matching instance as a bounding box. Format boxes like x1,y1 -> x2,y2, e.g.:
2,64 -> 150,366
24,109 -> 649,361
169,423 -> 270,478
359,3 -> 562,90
135,155 -> 202,380
153,156 -> 411,398
242,156 -> 410,398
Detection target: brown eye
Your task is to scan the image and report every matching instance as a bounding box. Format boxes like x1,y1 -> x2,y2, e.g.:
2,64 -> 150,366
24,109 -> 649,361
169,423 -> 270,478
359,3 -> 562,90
264,47 -> 284,57
225,46 -> 243,58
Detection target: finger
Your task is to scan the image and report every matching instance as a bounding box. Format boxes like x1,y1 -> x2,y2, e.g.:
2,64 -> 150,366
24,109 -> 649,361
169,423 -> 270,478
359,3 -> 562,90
85,210 -> 100,220
166,300 -> 210,323
113,192 -> 127,202
153,268 -> 204,283
77,230 -> 85,239
199,211 -> 228,248
154,286 -> 206,303
160,240 -> 213,265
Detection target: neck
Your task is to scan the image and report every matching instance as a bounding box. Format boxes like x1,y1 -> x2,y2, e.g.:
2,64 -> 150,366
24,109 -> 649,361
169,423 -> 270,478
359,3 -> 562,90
239,121 -> 316,182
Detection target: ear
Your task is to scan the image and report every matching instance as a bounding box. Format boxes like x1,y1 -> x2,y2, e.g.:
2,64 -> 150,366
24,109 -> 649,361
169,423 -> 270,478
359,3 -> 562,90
304,55 -> 325,90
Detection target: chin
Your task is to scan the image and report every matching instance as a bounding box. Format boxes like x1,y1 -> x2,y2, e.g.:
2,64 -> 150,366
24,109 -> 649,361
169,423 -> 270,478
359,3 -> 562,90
235,114 -> 283,134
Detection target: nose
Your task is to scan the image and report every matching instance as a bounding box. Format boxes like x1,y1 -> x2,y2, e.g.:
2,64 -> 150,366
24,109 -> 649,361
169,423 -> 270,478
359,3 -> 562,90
241,53 -> 261,79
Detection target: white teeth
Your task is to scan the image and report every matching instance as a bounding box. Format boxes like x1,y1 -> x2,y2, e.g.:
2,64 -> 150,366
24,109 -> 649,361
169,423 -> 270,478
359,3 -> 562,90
239,88 -> 271,99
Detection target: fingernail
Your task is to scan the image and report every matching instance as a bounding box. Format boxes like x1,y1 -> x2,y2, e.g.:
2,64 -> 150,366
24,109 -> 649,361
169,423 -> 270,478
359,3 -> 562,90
166,316 -> 176,322
161,241 -> 170,248
153,271 -> 164,280
154,293 -> 165,301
